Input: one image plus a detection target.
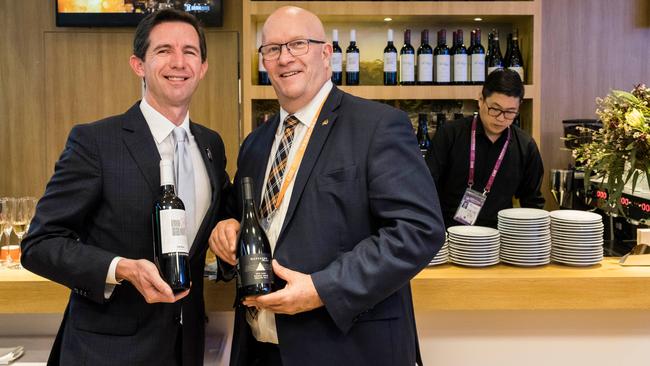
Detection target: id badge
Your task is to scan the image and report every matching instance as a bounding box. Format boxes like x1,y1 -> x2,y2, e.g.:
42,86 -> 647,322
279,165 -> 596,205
453,188 -> 487,225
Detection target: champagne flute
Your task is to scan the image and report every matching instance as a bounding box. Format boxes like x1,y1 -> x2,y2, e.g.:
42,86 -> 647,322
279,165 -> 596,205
9,197 -> 35,269
0,197 -> 8,264
1,198 -> 16,266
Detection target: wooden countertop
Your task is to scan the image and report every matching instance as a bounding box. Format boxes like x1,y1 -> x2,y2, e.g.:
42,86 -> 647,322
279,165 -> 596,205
2,258 -> 649,313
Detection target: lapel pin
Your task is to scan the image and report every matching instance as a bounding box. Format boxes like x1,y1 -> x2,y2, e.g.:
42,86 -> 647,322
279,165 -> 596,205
322,119 -> 329,126
205,147 -> 213,161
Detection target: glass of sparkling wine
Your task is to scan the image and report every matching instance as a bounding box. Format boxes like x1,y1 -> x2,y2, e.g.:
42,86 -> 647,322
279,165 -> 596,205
7,197 -> 37,268
1,198 -> 17,267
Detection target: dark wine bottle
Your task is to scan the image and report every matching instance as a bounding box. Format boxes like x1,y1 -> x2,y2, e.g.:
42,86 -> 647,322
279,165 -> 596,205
345,29 -> 360,85
399,29 -> 415,85
417,29 -> 433,85
506,29 -> 525,83
152,159 -> 191,293
331,29 -> 343,85
236,177 -> 274,300
452,29 -> 468,85
486,29 -> 504,76
504,32 -> 513,68
416,113 -> 431,156
258,53 -> 270,85
434,29 -> 450,85
383,29 -> 398,86
470,28 -> 486,85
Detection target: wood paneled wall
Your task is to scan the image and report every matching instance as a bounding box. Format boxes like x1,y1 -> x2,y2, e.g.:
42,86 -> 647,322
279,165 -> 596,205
541,0 -> 650,208
0,0 -> 242,197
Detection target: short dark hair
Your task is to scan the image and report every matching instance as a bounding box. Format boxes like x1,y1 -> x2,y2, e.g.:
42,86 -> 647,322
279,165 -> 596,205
481,69 -> 524,101
133,9 -> 207,63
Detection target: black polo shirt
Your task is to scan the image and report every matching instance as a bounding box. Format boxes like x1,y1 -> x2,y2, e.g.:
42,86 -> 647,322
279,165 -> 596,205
425,115 -> 545,229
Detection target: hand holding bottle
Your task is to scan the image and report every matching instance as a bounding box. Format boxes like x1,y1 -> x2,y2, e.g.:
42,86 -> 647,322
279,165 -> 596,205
241,260 -> 323,315
115,258 -> 190,303
208,218 -> 240,265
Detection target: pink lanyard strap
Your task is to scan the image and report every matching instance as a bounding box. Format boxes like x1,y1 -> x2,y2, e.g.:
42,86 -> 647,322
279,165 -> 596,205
468,114 -> 511,195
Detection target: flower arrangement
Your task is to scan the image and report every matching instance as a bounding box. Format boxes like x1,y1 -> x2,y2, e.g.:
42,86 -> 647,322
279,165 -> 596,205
573,84 -> 650,214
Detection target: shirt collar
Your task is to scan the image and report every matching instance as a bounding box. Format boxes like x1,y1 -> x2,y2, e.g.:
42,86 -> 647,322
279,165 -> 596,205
140,97 -> 191,144
278,80 -> 333,133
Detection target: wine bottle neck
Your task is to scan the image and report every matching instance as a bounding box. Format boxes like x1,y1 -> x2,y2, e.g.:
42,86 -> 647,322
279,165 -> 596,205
161,184 -> 176,196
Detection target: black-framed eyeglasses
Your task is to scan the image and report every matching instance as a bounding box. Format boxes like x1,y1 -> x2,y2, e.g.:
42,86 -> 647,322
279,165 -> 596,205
486,106 -> 519,120
258,39 -> 326,61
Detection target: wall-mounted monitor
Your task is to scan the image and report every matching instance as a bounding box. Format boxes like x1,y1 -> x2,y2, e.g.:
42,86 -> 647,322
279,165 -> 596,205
56,1 -> 223,27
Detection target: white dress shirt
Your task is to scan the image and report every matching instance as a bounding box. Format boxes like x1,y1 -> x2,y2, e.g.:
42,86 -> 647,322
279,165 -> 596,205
248,80 -> 333,343
103,97 -> 211,298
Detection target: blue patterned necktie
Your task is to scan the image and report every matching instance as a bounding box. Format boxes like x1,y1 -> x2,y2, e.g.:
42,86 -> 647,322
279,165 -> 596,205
173,127 -> 195,245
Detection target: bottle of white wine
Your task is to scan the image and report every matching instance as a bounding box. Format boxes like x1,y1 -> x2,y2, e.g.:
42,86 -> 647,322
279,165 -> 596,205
152,159 -> 190,293
236,177 -> 274,300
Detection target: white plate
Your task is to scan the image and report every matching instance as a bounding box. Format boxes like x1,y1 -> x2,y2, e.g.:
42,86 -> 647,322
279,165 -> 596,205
501,257 -> 550,267
549,210 -> 602,223
498,208 -> 550,220
450,258 -> 500,267
448,226 -> 500,237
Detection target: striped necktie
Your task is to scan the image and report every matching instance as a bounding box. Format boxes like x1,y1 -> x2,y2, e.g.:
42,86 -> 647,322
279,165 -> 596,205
259,115 -> 300,219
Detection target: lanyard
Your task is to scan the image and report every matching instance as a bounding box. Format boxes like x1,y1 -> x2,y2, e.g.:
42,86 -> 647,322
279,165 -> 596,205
468,113 -> 511,195
271,100 -> 327,212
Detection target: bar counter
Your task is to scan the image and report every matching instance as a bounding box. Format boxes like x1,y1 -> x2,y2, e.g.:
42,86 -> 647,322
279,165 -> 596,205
2,257 -> 649,314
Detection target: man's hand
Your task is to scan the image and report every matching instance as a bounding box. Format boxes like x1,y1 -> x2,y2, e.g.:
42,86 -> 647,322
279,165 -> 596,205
115,258 -> 189,303
242,260 -> 324,315
209,218 -> 239,265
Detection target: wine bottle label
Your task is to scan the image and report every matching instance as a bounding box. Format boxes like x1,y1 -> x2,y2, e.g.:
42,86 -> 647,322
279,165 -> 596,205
471,54 -> 486,82
418,54 -> 433,82
346,53 -> 359,72
160,209 -> 189,255
435,55 -> 451,82
384,52 -> 397,72
453,54 -> 468,82
331,53 -> 343,72
508,66 -> 525,82
258,56 -> 266,72
400,54 -> 415,81
487,66 -> 502,75
238,253 -> 273,287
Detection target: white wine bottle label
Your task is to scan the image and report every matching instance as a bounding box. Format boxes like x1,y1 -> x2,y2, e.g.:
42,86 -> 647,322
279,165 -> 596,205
487,66 -> 502,75
239,253 -> 273,287
331,52 -> 343,72
435,55 -> 451,82
346,53 -> 359,72
160,209 -> 189,255
418,54 -> 433,82
400,54 -> 415,81
453,54 -> 468,82
471,54 -> 486,82
508,66 -> 525,82
384,52 -> 397,72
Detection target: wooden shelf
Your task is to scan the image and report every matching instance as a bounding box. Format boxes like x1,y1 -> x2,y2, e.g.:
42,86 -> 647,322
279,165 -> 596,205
4,258 -> 650,313
251,84 -> 537,100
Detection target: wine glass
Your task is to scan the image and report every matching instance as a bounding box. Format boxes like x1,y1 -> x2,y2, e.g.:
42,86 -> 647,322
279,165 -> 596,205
1,198 -> 17,266
0,197 -> 8,264
8,197 -> 37,269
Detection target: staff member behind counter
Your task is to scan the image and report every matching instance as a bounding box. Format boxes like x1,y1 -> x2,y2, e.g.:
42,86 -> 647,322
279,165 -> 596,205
425,69 -> 544,229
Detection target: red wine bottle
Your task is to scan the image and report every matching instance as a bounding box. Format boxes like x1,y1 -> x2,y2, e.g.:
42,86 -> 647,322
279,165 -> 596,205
236,177 -> 274,300
152,159 -> 190,293
417,29 -> 433,85
400,29 -> 415,85
434,29 -> 450,85
506,29 -> 525,82
452,29 -> 468,85
470,28 -> 486,85
383,29 -> 398,86
345,29 -> 360,85
487,29 -> 504,76
331,29 -> 343,85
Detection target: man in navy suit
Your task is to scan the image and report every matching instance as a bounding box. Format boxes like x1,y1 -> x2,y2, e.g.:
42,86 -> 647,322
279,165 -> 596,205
209,6 -> 445,366
21,9 -> 231,366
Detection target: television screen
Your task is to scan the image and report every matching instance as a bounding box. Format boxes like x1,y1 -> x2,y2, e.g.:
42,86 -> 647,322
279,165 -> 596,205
56,0 -> 223,27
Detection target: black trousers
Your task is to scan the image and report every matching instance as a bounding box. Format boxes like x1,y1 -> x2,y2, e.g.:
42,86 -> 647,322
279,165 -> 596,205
250,340 -> 282,366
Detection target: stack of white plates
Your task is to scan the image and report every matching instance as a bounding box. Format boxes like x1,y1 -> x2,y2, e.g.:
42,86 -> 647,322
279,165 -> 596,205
448,226 -> 500,267
550,210 -> 604,266
497,208 -> 551,267
429,236 -> 449,266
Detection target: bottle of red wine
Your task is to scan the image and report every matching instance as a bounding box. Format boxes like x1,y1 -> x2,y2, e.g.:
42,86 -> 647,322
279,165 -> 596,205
152,159 -> 190,293
417,29 -> 433,85
506,29 -> 525,82
486,29 -> 504,76
236,177 -> 274,300
452,29 -> 468,85
383,29 -> 397,86
399,29 -> 415,85
258,53 -> 270,85
416,113 -> 431,156
434,29 -> 450,85
470,28 -> 486,85
345,29 -> 360,85
331,29 -> 343,85
504,32 -> 513,68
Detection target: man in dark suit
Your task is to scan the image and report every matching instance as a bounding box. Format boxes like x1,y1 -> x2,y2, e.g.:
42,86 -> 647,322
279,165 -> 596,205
209,6 -> 445,366
21,9 -> 230,366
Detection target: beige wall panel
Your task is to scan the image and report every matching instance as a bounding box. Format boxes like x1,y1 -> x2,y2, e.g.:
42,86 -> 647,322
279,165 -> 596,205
541,0 -> 650,208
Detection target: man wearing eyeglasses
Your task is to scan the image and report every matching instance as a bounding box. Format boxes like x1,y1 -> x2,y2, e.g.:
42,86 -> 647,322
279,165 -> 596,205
426,69 -> 545,229
209,5 -> 444,366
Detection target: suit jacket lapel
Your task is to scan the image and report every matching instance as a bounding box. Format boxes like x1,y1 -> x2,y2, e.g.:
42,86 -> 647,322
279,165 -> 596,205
277,87 -> 343,243
252,115 -> 281,205
121,102 -> 160,195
